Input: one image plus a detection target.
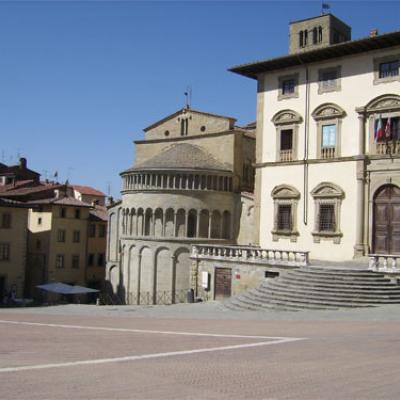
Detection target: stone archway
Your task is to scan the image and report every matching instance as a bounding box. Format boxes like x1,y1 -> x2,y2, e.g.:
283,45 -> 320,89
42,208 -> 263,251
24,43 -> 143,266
373,184 -> 400,254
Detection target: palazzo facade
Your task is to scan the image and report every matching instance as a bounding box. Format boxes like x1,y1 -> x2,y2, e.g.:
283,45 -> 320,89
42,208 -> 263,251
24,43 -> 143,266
231,13 -> 400,261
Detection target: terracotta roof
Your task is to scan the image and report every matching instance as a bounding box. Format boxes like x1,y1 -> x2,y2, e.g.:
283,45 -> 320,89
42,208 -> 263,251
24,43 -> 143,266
123,143 -> 232,173
31,196 -> 91,208
230,30 -> 400,79
143,107 -> 236,132
0,183 -> 64,197
0,179 -> 37,193
72,185 -> 105,197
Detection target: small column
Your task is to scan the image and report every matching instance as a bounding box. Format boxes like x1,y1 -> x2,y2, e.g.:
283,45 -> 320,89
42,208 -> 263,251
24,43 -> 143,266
170,255 -> 176,304
196,210 -> 200,238
173,211 -> 178,237
185,210 -> 189,238
208,212 -> 212,238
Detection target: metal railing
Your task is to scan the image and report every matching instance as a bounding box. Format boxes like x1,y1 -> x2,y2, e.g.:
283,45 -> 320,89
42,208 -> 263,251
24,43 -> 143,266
191,244 -> 309,267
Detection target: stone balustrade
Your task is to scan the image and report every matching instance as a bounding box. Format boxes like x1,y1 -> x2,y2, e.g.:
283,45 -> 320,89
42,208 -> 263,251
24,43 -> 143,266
191,244 -> 309,267
368,254 -> 400,273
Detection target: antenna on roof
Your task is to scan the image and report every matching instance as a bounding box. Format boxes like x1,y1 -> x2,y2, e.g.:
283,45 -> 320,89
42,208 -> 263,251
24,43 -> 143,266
184,85 -> 192,109
321,2 -> 330,15
107,181 -> 111,196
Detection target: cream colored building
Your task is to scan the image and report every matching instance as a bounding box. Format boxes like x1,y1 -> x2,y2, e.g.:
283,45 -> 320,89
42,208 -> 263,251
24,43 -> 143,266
230,14 -> 400,261
106,107 -> 255,304
0,199 -> 29,301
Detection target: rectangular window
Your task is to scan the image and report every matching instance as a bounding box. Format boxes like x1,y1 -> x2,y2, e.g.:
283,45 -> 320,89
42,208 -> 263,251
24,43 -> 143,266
88,224 -> 96,238
60,208 -> 66,218
75,209 -> 81,219
57,229 -> 66,242
88,253 -> 94,266
0,243 -> 10,261
38,217 -> 42,225
72,255 -> 80,269
72,230 -> 80,243
282,79 -> 295,95
97,253 -> 105,267
56,254 -> 64,268
98,224 -> 106,238
319,204 -> 336,232
379,60 -> 399,79
1,213 -> 11,229
280,129 -> 293,150
321,70 -> 337,90
277,205 -> 292,231
322,124 -> 336,148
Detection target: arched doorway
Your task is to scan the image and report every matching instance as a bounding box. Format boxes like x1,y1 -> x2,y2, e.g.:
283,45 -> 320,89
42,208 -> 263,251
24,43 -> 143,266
373,184 -> 400,254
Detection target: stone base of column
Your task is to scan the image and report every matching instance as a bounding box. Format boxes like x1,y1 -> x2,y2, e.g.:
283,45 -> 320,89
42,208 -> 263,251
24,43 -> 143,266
353,243 -> 366,258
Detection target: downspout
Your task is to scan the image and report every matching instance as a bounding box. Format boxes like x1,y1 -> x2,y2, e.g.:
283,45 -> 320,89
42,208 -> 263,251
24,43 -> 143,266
298,55 -> 310,225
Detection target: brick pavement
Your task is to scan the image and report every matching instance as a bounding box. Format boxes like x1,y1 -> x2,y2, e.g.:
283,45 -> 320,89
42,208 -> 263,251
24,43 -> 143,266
0,304 -> 399,399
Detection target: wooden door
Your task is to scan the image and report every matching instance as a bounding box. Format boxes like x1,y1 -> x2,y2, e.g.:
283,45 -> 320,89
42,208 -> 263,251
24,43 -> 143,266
373,185 -> 400,254
215,268 -> 232,300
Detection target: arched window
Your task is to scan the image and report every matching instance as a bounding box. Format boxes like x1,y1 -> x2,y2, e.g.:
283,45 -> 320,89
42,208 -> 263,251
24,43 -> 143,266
272,110 -> 302,161
311,182 -> 344,244
271,185 -> 300,242
361,94 -> 400,156
312,103 -> 346,159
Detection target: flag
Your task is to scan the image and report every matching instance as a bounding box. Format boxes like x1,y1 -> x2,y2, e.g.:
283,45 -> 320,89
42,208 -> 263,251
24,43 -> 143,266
322,3 -> 330,10
375,117 -> 384,142
385,117 -> 392,140
54,171 -> 58,179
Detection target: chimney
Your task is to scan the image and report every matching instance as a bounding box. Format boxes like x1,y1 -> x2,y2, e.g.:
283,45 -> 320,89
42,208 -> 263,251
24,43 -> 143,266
370,29 -> 379,38
19,157 -> 27,170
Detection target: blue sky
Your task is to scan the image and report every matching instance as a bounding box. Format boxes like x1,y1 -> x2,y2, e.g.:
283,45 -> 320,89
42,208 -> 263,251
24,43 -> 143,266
1,1 -> 399,198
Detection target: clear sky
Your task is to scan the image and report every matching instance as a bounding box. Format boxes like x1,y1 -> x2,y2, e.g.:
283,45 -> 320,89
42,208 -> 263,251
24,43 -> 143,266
1,0 -> 399,198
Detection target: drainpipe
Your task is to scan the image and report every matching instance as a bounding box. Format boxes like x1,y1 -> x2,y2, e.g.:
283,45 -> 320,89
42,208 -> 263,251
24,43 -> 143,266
298,55 -> 310,225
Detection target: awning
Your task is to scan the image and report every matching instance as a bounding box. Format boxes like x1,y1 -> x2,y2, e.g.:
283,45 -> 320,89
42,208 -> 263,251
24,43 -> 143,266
36,282 -> 99,294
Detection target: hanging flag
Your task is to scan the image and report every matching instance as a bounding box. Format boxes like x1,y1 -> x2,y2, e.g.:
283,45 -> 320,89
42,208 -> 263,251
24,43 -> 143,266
375,117 -> 384,142
322,3 -> 330,9
385,117 -> 392,140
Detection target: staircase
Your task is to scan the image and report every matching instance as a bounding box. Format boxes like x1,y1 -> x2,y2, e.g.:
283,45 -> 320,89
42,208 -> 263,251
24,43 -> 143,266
224,267 -> 400,311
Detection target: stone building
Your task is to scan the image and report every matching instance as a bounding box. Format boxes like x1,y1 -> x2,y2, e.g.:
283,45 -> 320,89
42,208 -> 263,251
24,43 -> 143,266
230,13 -> 400,262
0,158 -> 107,299
106,107 -> 255,304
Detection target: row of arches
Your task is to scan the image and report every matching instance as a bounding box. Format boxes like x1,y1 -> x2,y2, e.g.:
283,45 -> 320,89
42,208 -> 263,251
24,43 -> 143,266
108,245 -> 191,305
120,207 -> 232,240
122,172 -> 233,193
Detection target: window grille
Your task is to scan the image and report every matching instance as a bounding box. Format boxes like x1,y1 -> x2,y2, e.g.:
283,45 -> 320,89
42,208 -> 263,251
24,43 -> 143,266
277,205 -> 292,230
319,204 -> 335,232
379,61 -> 399,79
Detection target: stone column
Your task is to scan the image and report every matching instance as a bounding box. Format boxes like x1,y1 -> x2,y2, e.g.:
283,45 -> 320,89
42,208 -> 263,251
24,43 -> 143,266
170,255 -> 176,304
354,114 -> 366,257
185,209 -> 189,238
173,211 -> 177,237
208,212 -> 212,238
196,210 -> 200,238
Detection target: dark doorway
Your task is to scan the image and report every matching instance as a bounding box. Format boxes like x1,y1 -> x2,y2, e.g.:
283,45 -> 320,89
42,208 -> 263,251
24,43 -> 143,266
373,184 -> 400,254
0,276 -> 5,301
215,268 -> 232,300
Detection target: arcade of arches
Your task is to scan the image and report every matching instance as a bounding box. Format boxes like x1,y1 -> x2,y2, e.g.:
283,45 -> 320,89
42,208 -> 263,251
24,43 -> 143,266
120,207 -> 232,240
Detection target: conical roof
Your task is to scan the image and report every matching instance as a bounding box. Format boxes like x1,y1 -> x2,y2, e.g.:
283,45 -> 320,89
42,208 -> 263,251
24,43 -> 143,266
124,143 -> 231,173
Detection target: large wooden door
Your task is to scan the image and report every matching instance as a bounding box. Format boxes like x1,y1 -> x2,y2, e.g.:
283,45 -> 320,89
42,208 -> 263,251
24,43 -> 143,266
215,268 -> 232,300
373,185 -> 400,254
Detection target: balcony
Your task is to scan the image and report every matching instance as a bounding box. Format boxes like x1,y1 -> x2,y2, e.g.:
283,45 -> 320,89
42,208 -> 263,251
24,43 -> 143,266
279,149 -> 293,162
191,244 -> 309,267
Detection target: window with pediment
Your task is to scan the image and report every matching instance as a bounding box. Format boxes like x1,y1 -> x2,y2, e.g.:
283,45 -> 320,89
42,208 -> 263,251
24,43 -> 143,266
271,185 -> 300,242
272,110 -> 302,162
311,182 -> 344,244
312,103 -> 346,159
364,94 -> 400,156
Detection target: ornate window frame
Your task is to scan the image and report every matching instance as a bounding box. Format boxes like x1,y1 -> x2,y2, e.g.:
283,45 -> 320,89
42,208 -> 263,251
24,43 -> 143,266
318,65 -> 342,94
272,110 -> 302,162
271,184 -> 300,242
373,54 -> 400,85
278,73 -> 299,101
312,103 -> 346,159
311,182 -> 344,244
362,94 -> 400,156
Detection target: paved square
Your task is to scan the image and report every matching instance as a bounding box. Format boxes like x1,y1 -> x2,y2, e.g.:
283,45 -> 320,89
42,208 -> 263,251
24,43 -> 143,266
0,304 -> 399,399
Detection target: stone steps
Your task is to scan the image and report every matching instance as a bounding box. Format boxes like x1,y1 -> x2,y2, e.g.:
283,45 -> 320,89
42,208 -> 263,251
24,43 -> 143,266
223,266 -> 400,311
